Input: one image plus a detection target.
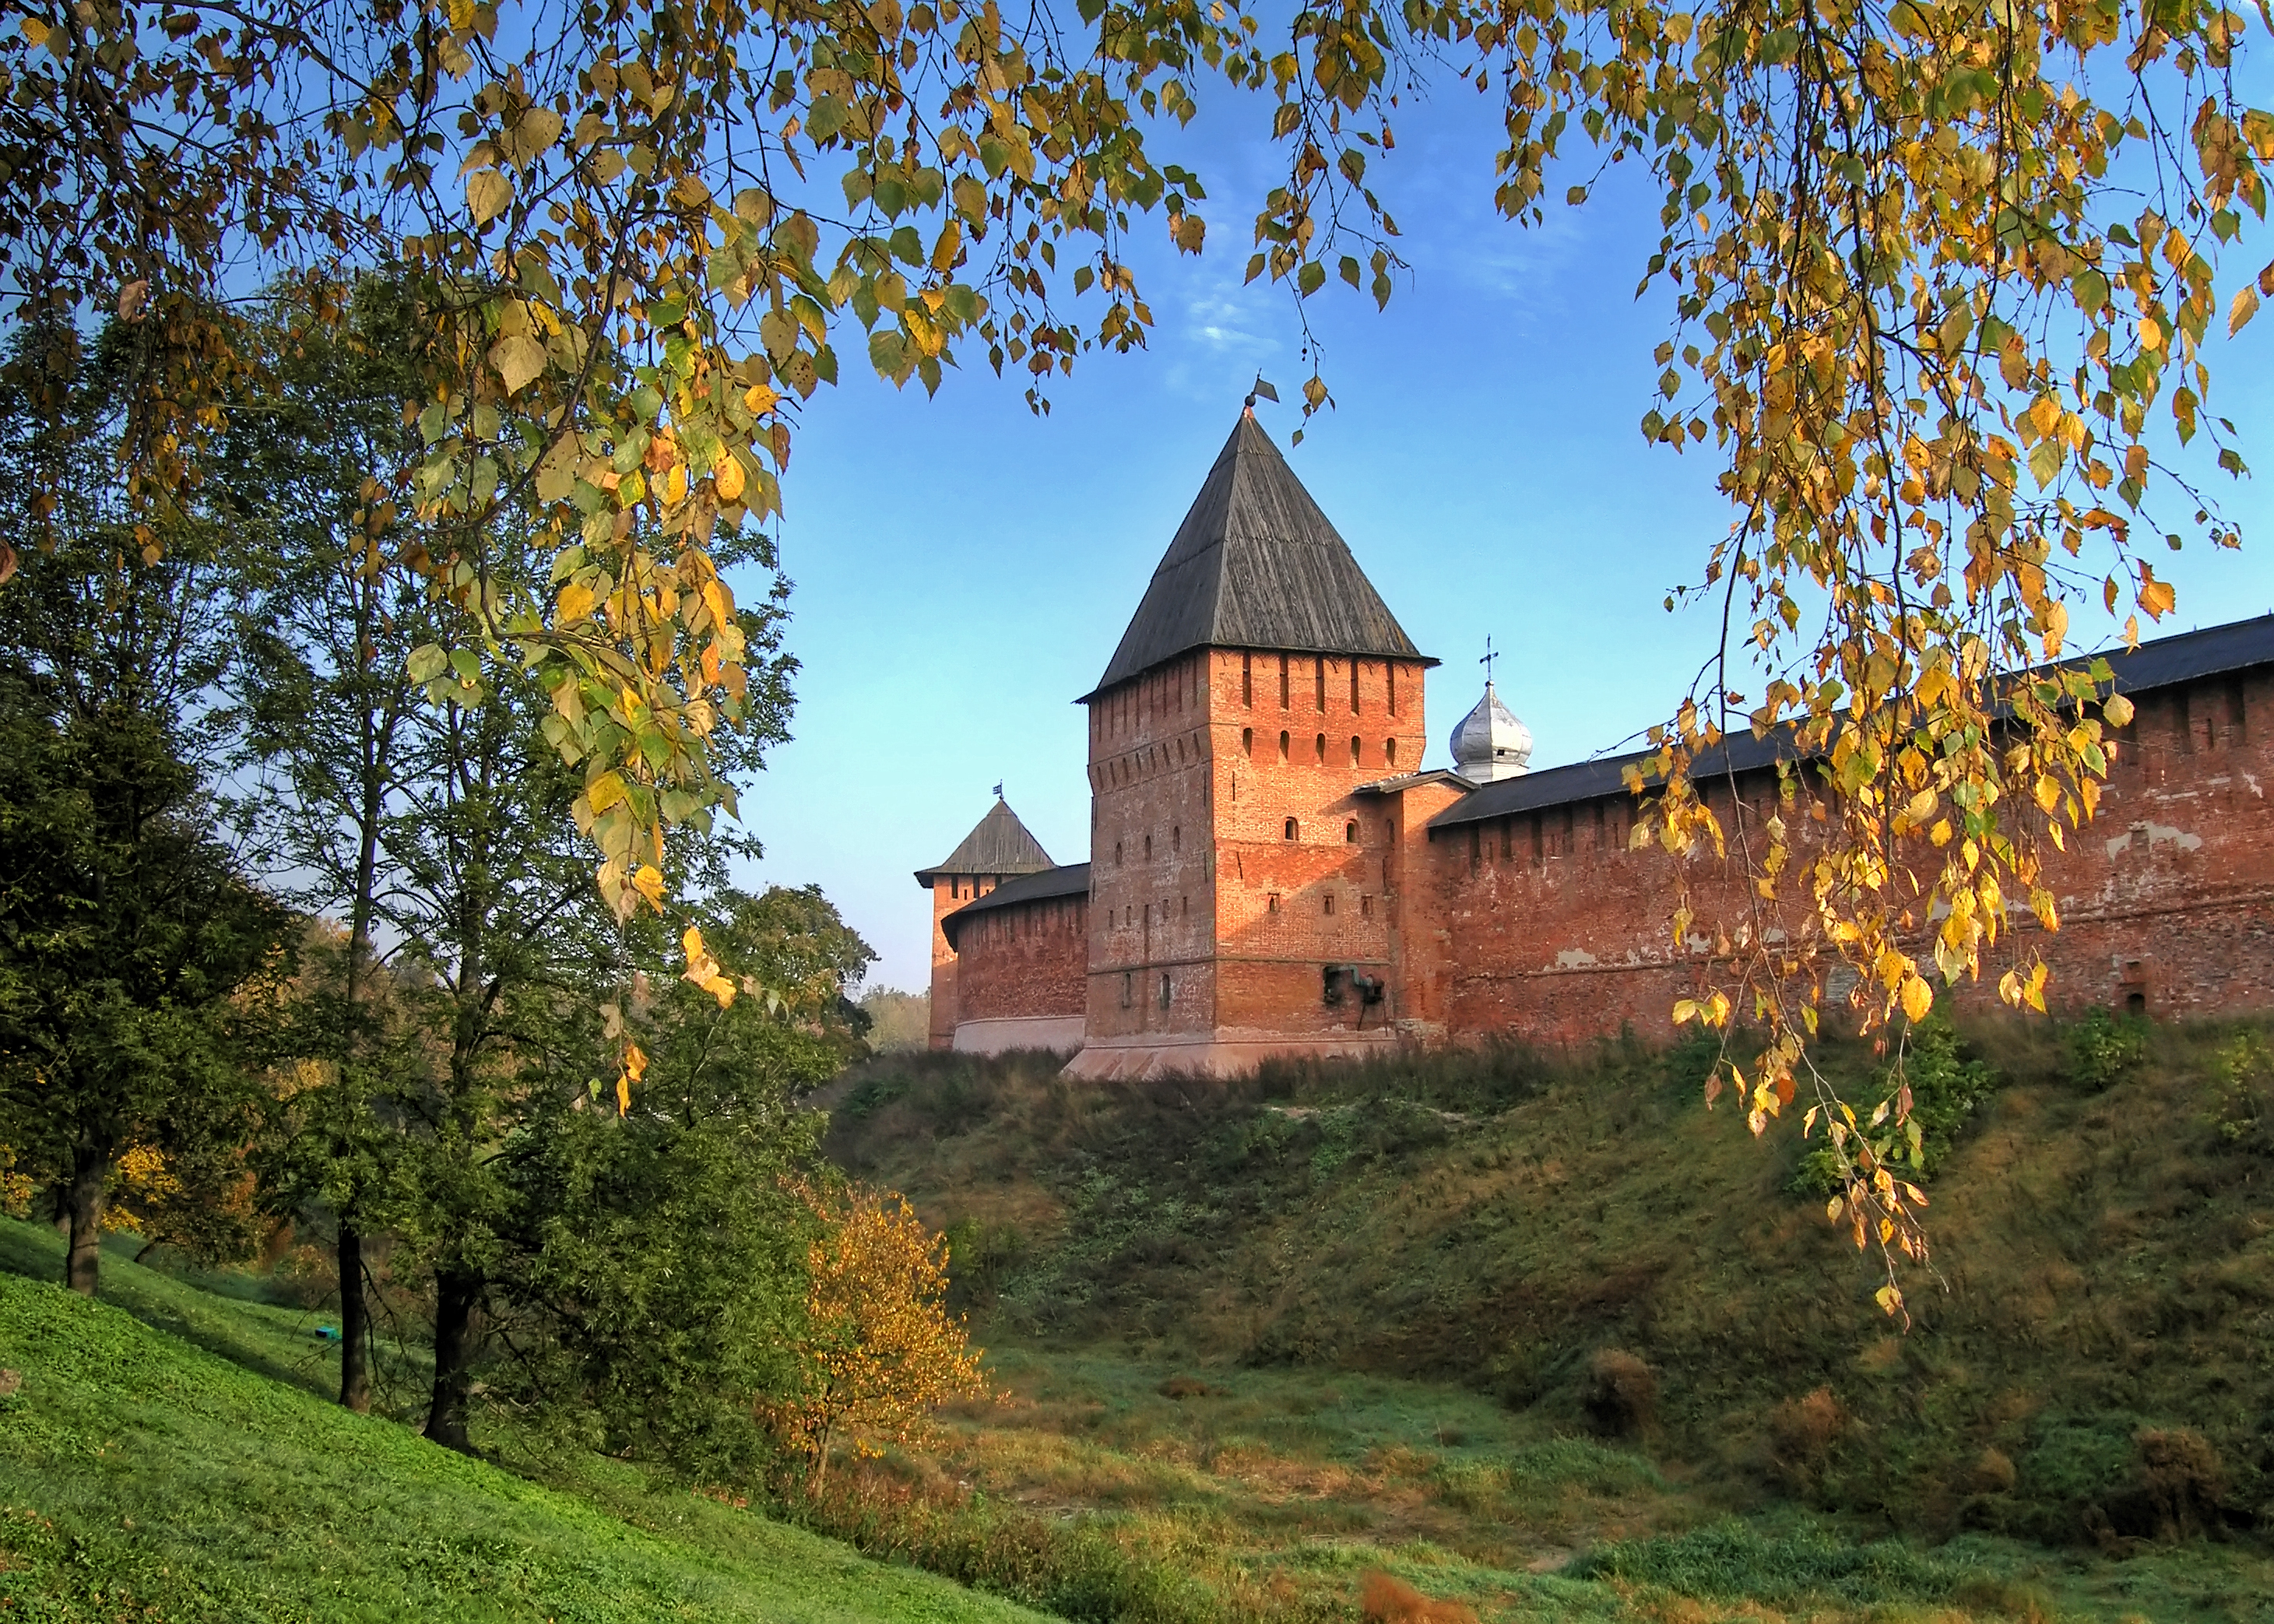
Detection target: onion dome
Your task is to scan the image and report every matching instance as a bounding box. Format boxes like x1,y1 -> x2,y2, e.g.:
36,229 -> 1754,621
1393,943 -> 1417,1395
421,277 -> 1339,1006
1450,681 -> 1533,782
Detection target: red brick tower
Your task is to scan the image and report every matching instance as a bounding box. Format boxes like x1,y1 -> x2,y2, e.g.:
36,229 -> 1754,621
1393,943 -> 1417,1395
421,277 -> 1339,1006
914,798 -> 1053,1050
1066,413 -> 1437,1078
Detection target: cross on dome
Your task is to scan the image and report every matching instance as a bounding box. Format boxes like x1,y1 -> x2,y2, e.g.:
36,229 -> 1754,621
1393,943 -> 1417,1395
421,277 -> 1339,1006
1450,655 -> 1532,783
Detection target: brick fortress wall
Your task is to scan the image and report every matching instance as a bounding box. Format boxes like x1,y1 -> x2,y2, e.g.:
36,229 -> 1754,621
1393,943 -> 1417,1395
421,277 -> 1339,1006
1419,664 -> 2274,1040
947,891 -> 1090,1032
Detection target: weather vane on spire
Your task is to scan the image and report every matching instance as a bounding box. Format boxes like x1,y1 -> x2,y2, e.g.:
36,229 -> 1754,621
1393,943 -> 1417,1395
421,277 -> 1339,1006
993,781 -> 1005,800
1244,374 -> 1279,413
1480,635 -> 1498,686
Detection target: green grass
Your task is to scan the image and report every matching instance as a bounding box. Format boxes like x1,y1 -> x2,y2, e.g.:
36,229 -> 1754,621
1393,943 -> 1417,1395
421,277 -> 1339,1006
0,1222 -> 1052,1623
823,1028 -> 2274,1619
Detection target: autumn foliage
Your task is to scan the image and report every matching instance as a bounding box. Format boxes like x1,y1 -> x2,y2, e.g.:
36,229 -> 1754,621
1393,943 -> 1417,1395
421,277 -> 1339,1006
764,1184 -> 989,1484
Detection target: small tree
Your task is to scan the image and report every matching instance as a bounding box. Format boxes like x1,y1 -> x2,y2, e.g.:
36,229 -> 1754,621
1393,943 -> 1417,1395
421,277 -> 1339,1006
766,1186 -> 989,1487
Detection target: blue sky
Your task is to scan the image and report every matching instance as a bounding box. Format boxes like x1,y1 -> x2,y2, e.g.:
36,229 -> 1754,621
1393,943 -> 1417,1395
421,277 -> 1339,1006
722,76 -> 2274,995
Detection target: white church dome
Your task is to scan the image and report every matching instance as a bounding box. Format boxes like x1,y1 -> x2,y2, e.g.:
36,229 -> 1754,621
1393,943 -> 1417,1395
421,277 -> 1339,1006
1450,681 -> 1532,782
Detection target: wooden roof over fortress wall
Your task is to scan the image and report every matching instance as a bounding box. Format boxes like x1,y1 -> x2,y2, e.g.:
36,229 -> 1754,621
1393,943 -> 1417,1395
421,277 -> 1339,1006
1426,613 -> 2274,835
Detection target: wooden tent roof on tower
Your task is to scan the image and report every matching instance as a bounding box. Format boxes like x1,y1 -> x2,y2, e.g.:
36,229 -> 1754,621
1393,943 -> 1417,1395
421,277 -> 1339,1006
1081,413 -> 1436,701
912,798 -> 1054,887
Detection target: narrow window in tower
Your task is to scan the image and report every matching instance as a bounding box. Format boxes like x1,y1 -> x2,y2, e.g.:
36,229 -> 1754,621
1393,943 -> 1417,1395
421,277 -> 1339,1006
1242,727 -> 1254,758
1285,817 -> 1299,840
1387,664 -> 1397,715
1278,730 -> 1290,763
1386,737 -> 1398,768
1158,973 -> 1172,1009
1350,735 -> 1362,767
1172,824 -> 1181,853
1267,893 -> 1281,913
1144,834 -> 1152,861
1180,895 -> 1188,916
1242,653 -> 1253,707
1315,657 -> 1326,711
1314,733 -> 1327,765
1121,972 -> 1133,1009
1350,663 -> 1360,712
1361,894 -> 1372,917
1279,656 -> 1290,708
1345,820 -> 1358,842
1323,893 -> 1334,916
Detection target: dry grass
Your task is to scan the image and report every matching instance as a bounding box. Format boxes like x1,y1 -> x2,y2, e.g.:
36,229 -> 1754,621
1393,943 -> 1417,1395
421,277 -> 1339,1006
819,1018 -> 2274,1619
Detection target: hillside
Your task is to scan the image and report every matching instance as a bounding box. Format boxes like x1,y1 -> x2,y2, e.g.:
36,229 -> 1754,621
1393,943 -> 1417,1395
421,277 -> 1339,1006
827,1017 -> 2274,1556
0,1223 -> 1051,1624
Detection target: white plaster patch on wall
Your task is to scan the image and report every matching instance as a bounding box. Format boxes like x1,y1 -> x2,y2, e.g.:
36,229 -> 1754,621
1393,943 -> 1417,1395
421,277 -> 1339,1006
2247,772 -> 2265,799
2106,820 -> 2206,860
1555,948 -> 1600,968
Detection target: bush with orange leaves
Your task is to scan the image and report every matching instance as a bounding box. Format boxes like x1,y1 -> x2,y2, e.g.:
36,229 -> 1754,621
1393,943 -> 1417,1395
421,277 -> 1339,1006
762,1184 -> 990,1486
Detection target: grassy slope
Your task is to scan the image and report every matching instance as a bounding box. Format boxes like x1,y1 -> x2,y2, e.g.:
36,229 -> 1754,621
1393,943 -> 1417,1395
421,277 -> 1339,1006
0,1222 -> 1051,1624
828,1022 -> 2274,1584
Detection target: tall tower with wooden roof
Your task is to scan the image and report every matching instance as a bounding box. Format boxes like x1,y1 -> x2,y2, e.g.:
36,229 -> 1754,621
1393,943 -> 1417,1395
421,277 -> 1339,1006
914,796 -> 1053,1050
1067,412 -> 1438,1078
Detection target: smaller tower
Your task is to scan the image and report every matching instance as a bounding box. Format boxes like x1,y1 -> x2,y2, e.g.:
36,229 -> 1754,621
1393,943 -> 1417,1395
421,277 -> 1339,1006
915,797 -> 1053,1050
1450,681 -> 1533,782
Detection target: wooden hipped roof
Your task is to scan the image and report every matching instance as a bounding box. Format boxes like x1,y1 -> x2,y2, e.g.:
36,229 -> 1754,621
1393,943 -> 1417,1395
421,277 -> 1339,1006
1083,414 -> 1432,700
913,799 -> 1054,888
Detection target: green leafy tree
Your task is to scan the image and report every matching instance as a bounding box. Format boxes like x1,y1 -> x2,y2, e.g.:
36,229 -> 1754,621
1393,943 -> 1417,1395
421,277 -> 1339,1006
493,910 -> 848,1481
225,279 -> 797,1423
712,884 -> 880,1064
0,332 -> 291,1298
0,624 -> 291,1298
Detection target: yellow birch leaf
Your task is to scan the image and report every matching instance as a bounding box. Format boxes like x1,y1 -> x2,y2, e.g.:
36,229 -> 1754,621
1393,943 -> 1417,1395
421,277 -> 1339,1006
557,581 -> 596,623
489,332 -> 547,395
1900,975 -> 1933,1023
467,168 -> 513,225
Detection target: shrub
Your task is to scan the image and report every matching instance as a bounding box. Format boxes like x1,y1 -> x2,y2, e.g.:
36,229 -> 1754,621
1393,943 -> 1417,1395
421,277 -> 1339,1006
762,1186 -> 990,1485
940,1217 -> 1025,1312
2207,1032 -> 2272,1148
1767,1387 -> 1847,1492
1789,1016 -> 1995,1194
1581,1348 -> 1657,1438
1358,1570 -> 1477,1623
2135,1426 -> 2226,1541
1968,1446 -> 2017,1496
774,1457 -> 1228,1624
2065,1007 -> 2148,1091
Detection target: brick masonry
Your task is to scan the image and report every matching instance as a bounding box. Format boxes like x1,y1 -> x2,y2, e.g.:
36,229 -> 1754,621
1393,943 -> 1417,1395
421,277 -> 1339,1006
933,653 -> 2274,1067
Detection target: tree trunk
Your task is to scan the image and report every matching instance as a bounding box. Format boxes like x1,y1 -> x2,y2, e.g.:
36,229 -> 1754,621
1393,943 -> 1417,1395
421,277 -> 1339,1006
424,1267 -> 481,1452
65,1143 -> 110,1297
339,1225 -> 371,1413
